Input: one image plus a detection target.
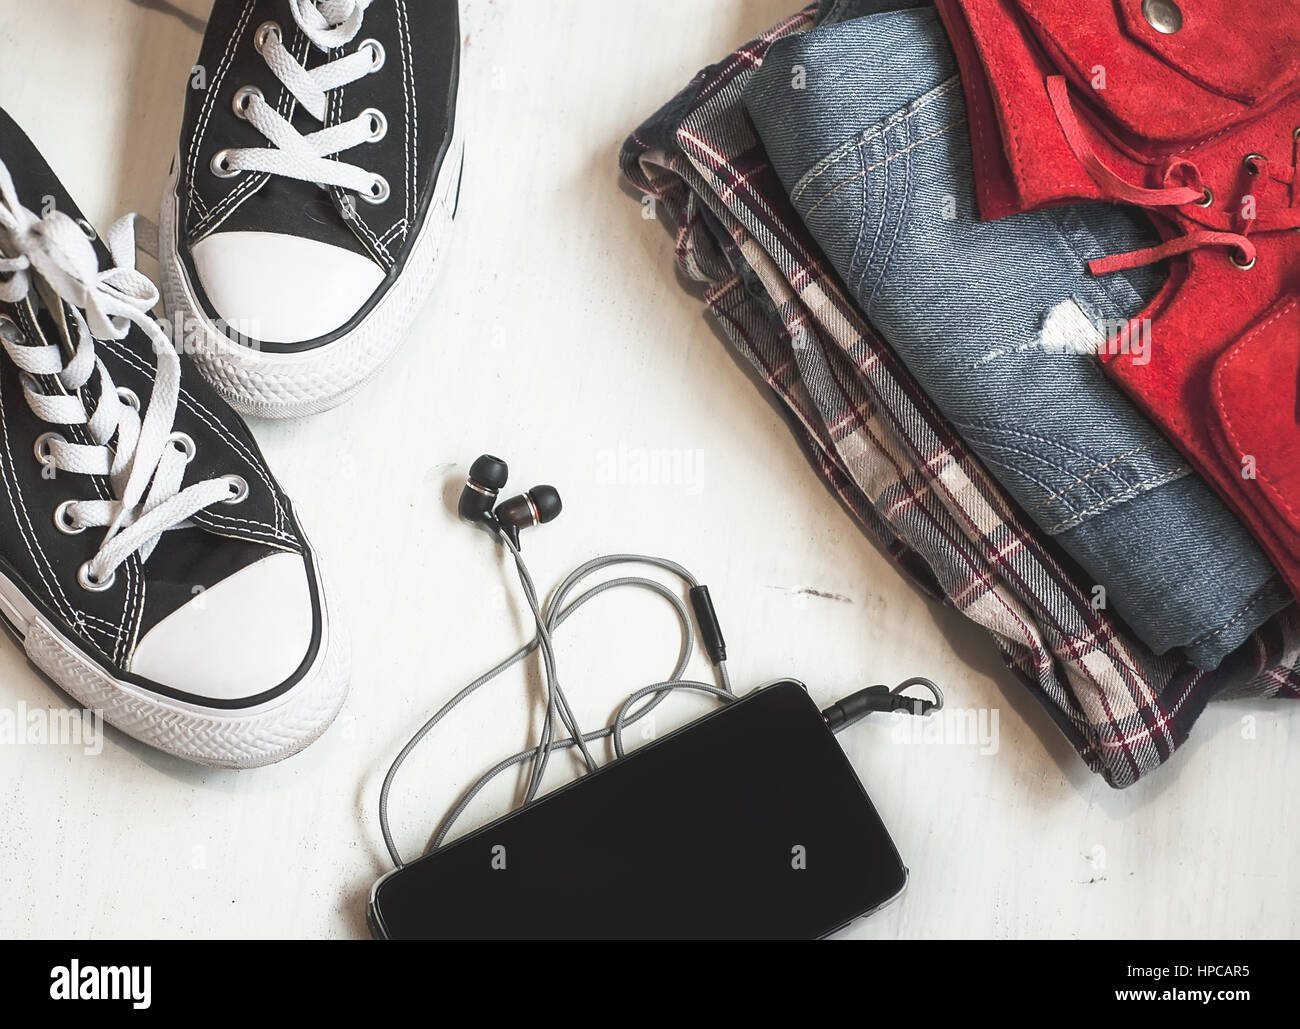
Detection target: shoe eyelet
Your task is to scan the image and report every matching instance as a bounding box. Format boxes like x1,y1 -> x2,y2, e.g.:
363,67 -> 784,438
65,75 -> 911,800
76,218 -> 97,240
33,431 -> 63,467
117,386 -> 140,411
210,149 -> 240,179
361,107 -> 387,143
1194,186 -> 1214,208
254,20 -> 281,53
361,174 -> 390,204
1242,153 -> 1266,176
220,474 -> 249,504
18,373 -> 44,404
77,562 -> 116,593
167,431 -> 197,463
53,500 -> 85,536
1293,126 -> 1300,142
1230,249 -> 1257,271
358,38 -> 385,72
233,85 -> 263,120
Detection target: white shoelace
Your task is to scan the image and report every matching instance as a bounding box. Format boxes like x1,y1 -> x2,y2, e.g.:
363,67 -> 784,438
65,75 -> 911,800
0,160 -> 243,593
217,0 -> 389,201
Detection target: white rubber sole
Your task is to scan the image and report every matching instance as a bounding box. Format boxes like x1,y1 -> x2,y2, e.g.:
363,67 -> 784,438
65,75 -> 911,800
0,550 -> 350,769
160,125 -> 464,420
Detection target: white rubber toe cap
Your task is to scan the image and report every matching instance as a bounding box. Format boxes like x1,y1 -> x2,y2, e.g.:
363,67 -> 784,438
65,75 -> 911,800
191,230 -> 384,344
130,553 -> 316,702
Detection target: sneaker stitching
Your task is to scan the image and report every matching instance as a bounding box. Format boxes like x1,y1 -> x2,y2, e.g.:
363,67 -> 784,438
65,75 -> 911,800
329,56 -> 394,267
193,28 -> 309,238
398,0 -> 415,235
98,338 -> 294,539
8,304 -> 131,648
0,355 -> 109,646
187,0 -> 257,228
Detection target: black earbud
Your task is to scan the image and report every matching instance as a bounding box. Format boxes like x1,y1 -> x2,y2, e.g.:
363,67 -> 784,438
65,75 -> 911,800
459,455 -> 562,549
458,454 -> 509,526
494,485 -> 563,548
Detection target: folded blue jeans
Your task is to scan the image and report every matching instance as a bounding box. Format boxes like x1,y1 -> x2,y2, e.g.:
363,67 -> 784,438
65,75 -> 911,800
743,4 -> 1291,668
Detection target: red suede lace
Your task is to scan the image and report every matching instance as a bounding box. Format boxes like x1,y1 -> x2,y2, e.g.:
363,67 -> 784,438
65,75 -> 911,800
1046,75 -> 1300,275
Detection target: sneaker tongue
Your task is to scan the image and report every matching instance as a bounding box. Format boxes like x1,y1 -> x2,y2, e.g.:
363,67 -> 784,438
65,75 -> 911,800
32,277 -> 78,362
6,288 -> 98,412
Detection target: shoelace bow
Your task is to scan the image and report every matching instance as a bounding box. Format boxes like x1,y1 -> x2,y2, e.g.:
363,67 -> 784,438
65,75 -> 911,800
0,160 -> 241,592
218,0 -> 389,200
1047,75 -> 1300,275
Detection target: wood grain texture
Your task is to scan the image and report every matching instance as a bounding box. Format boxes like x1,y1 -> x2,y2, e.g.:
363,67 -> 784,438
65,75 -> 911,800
0,0 -> 1294,939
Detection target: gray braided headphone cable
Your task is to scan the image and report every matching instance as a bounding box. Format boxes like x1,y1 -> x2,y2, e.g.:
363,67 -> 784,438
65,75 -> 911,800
378,537 -> 735,869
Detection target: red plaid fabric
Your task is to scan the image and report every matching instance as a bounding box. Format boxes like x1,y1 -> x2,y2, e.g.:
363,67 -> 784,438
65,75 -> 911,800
618,5 -> 1300,787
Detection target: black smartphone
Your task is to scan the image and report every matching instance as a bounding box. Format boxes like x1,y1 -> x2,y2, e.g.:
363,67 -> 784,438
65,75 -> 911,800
368,679 -> 907,939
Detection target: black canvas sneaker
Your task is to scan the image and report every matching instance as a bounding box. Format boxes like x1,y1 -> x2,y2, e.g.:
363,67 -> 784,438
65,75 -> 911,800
161,0 -> 464,419
0,109 -> 348,767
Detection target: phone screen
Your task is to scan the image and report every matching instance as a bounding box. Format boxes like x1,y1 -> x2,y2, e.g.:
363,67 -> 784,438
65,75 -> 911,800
370,679 -> 907,939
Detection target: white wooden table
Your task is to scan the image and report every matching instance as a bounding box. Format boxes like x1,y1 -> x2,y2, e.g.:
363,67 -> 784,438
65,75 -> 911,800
0,0 -> 1295,939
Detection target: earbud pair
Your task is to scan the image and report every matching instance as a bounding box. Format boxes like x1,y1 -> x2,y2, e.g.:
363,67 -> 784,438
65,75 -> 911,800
458,454 -> 562,548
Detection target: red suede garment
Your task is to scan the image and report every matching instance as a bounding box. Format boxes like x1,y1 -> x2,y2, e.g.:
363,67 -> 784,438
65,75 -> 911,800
936,0 -> 1300,599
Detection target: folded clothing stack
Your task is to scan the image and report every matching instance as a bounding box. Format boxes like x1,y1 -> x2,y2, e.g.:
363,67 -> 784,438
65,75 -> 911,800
619,0 -> 1300,787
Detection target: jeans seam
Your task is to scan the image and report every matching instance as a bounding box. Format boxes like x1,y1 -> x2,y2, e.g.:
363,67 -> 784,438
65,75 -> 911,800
791,136 -> 865,205
976,449 -> 1087,510
852,131 -> 891,304
961,427 -> 1171,516
790,76 -> 963,205
1043,465 -> 1192,534
867,112 -> 915,316
1185,577 -> 1285,649
848,138 -> 871,293
1027,440 -> 1163,511
804,116 -> 967,218
957,418 -> 1161,481
973,440 -> 1114,514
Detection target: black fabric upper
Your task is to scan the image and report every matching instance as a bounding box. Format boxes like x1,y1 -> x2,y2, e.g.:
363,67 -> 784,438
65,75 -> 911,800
0,107 -> 306,678
177,0 -> 459,279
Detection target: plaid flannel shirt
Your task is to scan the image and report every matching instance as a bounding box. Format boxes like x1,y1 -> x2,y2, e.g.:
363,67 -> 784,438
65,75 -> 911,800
618,4 -> 1300,787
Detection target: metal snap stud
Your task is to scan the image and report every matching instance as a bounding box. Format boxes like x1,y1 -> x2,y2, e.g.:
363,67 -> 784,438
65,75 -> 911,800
1142,0 -> 1183,34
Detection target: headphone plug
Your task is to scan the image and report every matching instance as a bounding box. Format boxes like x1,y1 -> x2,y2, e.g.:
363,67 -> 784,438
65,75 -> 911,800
822,678 -> 943,732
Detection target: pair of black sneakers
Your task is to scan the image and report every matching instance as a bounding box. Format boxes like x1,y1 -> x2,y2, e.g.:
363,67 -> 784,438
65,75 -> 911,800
0,0 -> 462,766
